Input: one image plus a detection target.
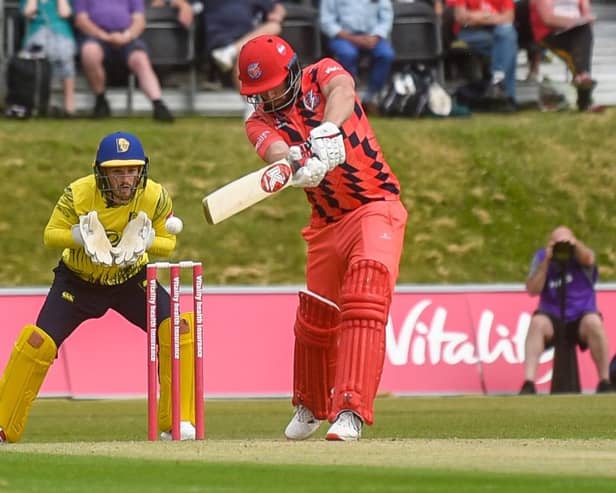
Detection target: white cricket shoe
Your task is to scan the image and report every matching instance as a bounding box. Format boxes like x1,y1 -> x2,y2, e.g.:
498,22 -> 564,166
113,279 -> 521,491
211,44 -> 237,73
284,405 -> 322,440
325,411 -> 363,441
160,421 -> 196,441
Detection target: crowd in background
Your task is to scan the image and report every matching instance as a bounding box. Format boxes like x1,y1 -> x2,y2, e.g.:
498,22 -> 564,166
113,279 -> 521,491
5,0 -> 603,119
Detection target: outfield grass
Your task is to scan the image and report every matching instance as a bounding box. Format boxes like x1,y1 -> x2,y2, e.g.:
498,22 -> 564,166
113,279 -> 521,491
1,111 -> 616,286
2,112 -> 616,492
1,396 -> 616,492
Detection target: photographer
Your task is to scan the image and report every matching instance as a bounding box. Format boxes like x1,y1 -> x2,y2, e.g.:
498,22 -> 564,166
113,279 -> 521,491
519,226 -> 612,394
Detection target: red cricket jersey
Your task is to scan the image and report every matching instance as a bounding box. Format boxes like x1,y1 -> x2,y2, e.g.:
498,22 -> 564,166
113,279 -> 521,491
245,58 -> 401,228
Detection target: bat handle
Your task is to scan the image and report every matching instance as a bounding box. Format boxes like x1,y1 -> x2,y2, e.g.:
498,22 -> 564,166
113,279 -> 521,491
289,141 -> 313,172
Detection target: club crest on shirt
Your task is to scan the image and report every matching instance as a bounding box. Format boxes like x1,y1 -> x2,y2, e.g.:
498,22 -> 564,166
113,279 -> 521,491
247,62 -> 262,80
116,138 -> 130,153
302,90 -> 320,111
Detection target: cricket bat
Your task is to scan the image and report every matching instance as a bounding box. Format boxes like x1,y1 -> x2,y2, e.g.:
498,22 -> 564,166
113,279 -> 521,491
202,159 -> 296,225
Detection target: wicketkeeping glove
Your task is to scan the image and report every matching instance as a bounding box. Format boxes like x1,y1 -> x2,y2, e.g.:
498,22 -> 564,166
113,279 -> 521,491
111,211 -> 154,266
309,121 -> 345,171
78,211 -> 114,266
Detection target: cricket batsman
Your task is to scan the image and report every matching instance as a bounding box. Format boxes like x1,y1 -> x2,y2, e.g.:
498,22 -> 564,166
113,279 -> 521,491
238,35 -> 408,440
0,131 -> 197,443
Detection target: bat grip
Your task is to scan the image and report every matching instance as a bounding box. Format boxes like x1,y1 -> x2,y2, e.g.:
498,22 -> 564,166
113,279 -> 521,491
289,141 -> 313,172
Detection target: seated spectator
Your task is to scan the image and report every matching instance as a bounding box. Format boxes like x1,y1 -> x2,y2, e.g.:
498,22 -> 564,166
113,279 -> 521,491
73,0 -> 174,122
520,226 -> 612,395
205,0 -> 286,119
530,0 -> 600,111
319,0 -> 395,114
514,0 -> 543,81
20,0 -> 77,117
453,0 -> 518,107
149,0 -> 197,29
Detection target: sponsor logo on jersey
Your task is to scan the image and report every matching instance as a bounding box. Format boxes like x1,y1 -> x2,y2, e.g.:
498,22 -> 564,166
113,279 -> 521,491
255,130 -> 271,152
325,65 -> 342,75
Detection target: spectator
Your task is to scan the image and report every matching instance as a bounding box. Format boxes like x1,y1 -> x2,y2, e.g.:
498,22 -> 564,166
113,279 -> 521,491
149,0 -> 197,29
519,226 -> 612,395
319,0 -> 395,114
73,0 -> 174,122
453,0 -> 518,108
514,0 -> 542,81
530,0 -> 600,111
20,0 -> 77,117
238,35 -> 408,440
205,0 -> 286,119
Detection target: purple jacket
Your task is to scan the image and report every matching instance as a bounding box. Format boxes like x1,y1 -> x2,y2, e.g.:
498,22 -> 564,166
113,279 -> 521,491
529,248 -> 598,321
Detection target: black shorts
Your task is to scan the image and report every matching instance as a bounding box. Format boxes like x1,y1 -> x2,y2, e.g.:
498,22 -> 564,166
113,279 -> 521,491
37,261 -> 170,348
534,310 -> 601,351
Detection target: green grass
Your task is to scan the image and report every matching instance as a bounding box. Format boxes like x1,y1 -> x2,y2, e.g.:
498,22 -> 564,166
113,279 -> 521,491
2,455 -> 614,493
2,111 -> 616,491
2,111 -> 616,286
2,396 -> 616,492
17,395 -> 616,442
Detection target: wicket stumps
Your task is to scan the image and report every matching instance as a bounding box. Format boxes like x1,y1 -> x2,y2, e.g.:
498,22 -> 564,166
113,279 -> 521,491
146,261 -> 204,441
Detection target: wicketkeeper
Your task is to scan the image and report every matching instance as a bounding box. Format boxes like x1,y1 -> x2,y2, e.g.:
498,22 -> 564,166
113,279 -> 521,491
239,35 -> 408,441
0,131 -> 198,443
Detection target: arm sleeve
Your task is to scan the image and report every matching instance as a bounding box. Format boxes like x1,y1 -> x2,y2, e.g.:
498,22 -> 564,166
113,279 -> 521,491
43,186 -> 82,249
73,0 -> 86,15
131,0 -> 146,13
245,117 -> 286,161
148,186 -> 177,257
373,0 -> 394,39
319,0 -> 342,38
527,249 -> 545,279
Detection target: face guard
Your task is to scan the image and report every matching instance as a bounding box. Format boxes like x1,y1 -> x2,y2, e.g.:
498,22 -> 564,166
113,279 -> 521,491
239,35 -> 302,113
93,132 -> 149,206
247,57 -> 302,113
95,163 -> 148,206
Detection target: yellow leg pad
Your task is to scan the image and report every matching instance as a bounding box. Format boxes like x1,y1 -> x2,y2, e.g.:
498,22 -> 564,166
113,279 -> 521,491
0,325 -> 57,443
157,312 -> 195,432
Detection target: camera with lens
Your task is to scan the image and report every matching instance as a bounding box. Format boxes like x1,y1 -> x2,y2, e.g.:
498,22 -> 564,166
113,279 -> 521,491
552,241 -> 574,263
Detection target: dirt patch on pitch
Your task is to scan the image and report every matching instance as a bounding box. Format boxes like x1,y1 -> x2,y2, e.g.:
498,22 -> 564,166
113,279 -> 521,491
5,439 -> 616,477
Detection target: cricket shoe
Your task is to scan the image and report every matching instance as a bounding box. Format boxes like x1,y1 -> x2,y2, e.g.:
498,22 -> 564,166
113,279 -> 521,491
596,379 -> 613,393
0,427 -> 6,443
160,421 -> 196,441
610,354 -> 616,390
284,405 -> 321,440
326,411 -> 363,441
519,380 -> 537,395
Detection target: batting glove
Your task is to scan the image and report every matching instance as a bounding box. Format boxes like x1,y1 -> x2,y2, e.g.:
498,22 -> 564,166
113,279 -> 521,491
78,211 -> 114,266
309,121 -> 345,171
111,211 -> 154,266
291,156 -> 328,188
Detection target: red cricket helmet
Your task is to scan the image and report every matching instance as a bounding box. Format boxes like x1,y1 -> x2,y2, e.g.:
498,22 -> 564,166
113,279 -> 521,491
238,35 -> 302,113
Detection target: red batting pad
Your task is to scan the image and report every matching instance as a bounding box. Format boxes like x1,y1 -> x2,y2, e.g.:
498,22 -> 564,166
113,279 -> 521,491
330,260 -> 391,425
292,291 -> 340,420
